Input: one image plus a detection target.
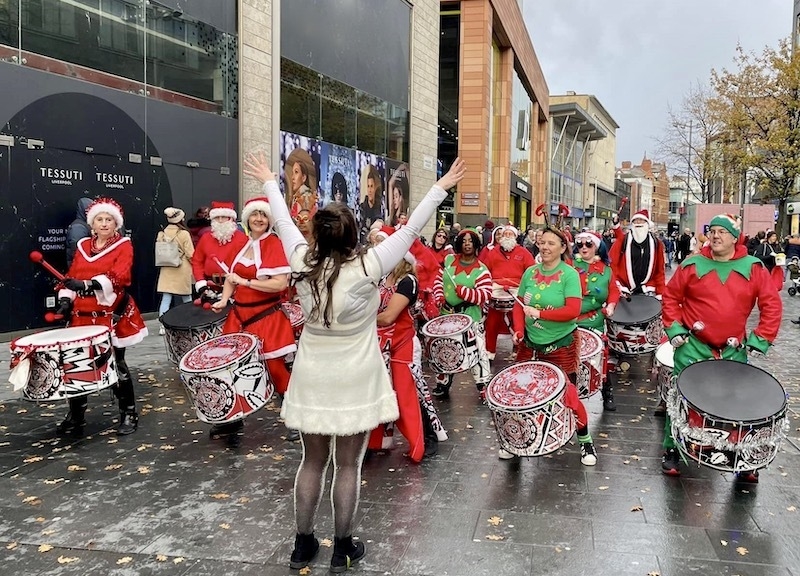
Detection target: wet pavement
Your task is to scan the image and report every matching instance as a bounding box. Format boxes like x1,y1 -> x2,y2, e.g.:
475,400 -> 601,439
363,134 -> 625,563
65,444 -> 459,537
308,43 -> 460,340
1,275 -> 800,576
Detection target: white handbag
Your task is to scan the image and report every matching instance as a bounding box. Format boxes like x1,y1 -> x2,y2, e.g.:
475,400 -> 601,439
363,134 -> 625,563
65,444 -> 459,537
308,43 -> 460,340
155,230 -> 181,267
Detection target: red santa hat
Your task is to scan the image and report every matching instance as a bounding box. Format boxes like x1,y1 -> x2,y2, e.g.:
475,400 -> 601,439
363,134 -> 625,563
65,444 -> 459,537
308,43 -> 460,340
241,196 -> 271,223
374,225 -> 396,242
631,209 -> 652,226
502,225 -> 519,238
209,200 -> 237,220
575,231 -> 602,249
86,197 -> 124,229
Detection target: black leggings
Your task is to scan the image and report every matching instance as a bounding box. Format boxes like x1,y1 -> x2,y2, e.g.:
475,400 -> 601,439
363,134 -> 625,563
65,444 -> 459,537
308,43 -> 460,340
294,432 -> 369,537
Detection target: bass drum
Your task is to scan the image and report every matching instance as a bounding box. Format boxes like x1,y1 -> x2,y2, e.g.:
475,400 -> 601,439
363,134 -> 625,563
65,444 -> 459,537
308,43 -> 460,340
161,302 -> 229,365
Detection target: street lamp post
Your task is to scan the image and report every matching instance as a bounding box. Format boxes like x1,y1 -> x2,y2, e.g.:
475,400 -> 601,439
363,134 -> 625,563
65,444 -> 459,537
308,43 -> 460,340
684,119 -> 693,229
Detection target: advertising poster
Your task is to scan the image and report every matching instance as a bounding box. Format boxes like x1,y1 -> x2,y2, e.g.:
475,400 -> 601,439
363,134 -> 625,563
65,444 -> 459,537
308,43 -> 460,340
355,151 -> 386,237
279,130 -> 322,218
319,142 -> 357,210
384,159 -> 410,227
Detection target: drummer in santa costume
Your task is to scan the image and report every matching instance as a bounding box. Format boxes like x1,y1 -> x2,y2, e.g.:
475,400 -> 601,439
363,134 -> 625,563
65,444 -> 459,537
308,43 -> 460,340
53,198 -> 148,436
480,225 -> 535,362
430,229 -> 493,399
609,209 -> 666,297
660,214 -> 782,482
192,200 -> 248,299
211,196 -> 297,437
573,230 -> 621,411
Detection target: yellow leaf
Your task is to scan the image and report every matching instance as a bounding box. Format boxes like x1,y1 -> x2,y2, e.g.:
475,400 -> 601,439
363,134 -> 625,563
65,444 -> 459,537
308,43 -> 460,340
6,542 -> 17,550
787,506 -> 797,512
160,445 -> 175,451
38,544 -> 53,553
22,496 -> 39,503
155,555 -> 167,561
138,467 -> 151,474
487,516 -> 503,526
598,432 -> 609,438
35,517 -> 46,523
136,444 -> 152,452
597,486 -> 609,491
191,430 -> 203,435
43,478 -> 65,485
299,567 -> 311,575
485,534 -> 504,541
67,465 -> 86,472
153,406 -> 171,412
23,456 -> 44,463
173,557 -> 185,564
237,497 -> 250,504
116,557 -> 133,565
631,505 -> 643,512
245,454 -> 257,460
42,529 -> 56,536
219,523 -> 231,530
720,540 -> 728,546
211,493 -> 230,500
736,546 -> 748,556
320,538 -> 333,547
104,464 -> 123,471
272,454 -> 285,461
106,438 -> 118,444
57,556 -> 79,564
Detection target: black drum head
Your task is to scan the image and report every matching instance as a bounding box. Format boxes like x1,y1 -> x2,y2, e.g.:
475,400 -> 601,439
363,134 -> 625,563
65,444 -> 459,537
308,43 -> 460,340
161,302 -> 229,330
612,294 -> 661,325
677,360 -> 786,422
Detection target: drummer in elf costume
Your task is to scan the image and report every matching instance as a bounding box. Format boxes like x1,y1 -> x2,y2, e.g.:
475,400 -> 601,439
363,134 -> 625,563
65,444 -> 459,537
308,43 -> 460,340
212,197 -> 297,437
507,225 -> 597,465
54,198 -> 148,436
192,200 -> 248,299
573,231 -> 621,411
660,214 -> 782,482
430,229 -> 493,399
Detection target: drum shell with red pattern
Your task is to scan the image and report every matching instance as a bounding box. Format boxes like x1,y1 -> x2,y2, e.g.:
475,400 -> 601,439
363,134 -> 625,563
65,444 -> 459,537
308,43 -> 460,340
485,361 -> 576,457
421,314 -> 478,374
179,333 -> 273,424
576,328 -> 603,399
281,302 -> 305,342
161,302 -> 228,365
605,294 -> 663,355
654,342 -> 674,403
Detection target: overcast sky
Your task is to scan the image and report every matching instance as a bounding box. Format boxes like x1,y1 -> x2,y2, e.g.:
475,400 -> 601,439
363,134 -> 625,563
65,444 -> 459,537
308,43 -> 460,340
523,0 -> 792,168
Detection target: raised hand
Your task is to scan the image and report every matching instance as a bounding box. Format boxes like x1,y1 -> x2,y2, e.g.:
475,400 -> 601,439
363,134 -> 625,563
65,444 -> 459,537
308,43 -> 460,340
243,151 -> 277,184
435,157 -> 466,191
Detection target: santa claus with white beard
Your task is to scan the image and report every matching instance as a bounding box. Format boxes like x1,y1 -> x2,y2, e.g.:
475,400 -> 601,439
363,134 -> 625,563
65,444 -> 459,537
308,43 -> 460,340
192,201 -> 248,298
480,225 -> 535,360
609,209 -> 666,296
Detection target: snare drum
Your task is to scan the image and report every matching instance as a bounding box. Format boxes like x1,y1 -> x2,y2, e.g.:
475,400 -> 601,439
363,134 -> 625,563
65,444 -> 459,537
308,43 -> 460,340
577,328 -> 603,399
9,326 -> 118,401
605,294 -> 663,355
282,302 -> 305,341
161,302 -> 228,365
421,314 -> 478,373
489,297 -> 515,311
654,342 -> 674,402
179,333 -> 273,424
485,361 -> 576,457
669,360 -> 787,472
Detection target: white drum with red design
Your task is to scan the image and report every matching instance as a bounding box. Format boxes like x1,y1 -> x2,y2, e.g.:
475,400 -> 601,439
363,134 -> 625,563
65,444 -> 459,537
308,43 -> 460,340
485,361 -> 576,457
421,314 -> 478,373
654,342 -> 674,403
179,333 -> 273,424
9,326 -> 118,401
577,328 -> 604,399
605,294 -> 663,355
282,302 -> 305,342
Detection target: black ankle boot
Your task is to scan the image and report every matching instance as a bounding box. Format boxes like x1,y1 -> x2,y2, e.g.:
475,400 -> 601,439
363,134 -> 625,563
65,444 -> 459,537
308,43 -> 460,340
56,412 -> 86,436
330,536 -> 365,573
116,410 -> 138,436
431,384 -> 450,399
289,532 -> 319,569
601,384 -> 617,412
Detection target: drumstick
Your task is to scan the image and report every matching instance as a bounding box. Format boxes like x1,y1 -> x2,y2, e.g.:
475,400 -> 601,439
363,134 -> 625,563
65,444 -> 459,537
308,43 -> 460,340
44,312 -> 64,323
213,257 -> 230,275
29,251 -> 66,281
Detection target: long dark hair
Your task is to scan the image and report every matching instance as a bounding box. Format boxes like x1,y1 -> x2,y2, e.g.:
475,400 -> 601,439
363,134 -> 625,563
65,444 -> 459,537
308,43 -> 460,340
302,203 -> 363,327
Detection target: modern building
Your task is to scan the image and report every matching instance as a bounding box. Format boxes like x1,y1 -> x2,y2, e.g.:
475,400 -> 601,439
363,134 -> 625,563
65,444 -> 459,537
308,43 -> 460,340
549,93 -> 619,230
0,0 -> 439,333
438,0 -> 549,230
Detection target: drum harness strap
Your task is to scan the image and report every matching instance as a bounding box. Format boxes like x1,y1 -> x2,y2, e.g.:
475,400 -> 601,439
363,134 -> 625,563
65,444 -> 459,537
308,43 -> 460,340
233,298 -> 283,329
72,293 -> 131,321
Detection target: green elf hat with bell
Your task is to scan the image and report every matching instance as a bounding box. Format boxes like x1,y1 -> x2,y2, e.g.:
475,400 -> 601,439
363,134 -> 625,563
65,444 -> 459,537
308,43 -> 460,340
708,213 -> 741,239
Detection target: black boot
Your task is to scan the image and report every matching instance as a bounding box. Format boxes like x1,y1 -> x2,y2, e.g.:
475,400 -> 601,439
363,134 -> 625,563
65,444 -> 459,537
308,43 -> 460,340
56,398 -> 88,436
792,318 -> 800,325
210,419 -> 244,438
330,535 -> 366,573
431,384 -> 450,399
601,382 -> 617,412
117,409 -> 138,435
289,532 -> 319,569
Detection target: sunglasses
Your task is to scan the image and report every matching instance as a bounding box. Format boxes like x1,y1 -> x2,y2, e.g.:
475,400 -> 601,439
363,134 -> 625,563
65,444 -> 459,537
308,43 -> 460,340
574,241 -> 595,249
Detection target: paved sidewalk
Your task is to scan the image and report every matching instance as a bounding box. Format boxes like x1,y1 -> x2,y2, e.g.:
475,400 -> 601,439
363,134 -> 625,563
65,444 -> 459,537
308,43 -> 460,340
0,283 -> 799,575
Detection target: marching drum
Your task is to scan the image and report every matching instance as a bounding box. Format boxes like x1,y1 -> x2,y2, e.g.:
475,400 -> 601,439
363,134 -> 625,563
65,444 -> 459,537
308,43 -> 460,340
654,342 -> 675,403
489,283 -> 516,312
576,328 -> 603,399
161,302 -> 228,365
281,302 -> 305,342
179,333 -> 273,424
669,360 -> 787,472
421,314 -> 479,373
9,326 -> 118,401
605,294 -> 663,355
485,361 -> 576,457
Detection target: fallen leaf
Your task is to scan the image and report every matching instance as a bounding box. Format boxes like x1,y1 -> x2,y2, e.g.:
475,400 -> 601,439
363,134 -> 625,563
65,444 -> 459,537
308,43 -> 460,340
42,529 -> 56,536
153,406 -> 172,412
623,460 -> 631,465
466,424 -> 474,429
104,464 -> 123,471
38,544 -> 53,553
630,505 -> 643,512
137,466 -> 151,474
155,555 -> 167,561
219,523 -> 231,529
237,497 -> 251,504
116,557 -> 133,565
787,506 -> 797,512
647,572 -> 661,576
173,557 -> 185,564
245,454 -> 257,460
485,534 -> 504,541
67,465 -> 86,472
320,538 -> 333,547
736,546 -> 748,556
598,432 -> 609,438
299,567 -> 311,576
57,556 -> 79,564
136,444 -> 152,452
720,540 -> 728,546
160,445 -> 175,451
481,473 -> 488,478
43,478 -> 65,485
23,456 -> 44,463
6,542 -> 17,550
272,454 -> 285,461
211,493 -> 230,500
191,431 -> 203,435
106,438 -> 118,444
22,496 -> 40,503
597,486 -> 609,491
487,516 -> 503,526
35,517 -> 46,523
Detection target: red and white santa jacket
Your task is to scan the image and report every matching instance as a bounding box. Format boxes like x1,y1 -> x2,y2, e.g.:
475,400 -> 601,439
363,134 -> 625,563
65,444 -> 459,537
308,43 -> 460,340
192,229 -> 248,291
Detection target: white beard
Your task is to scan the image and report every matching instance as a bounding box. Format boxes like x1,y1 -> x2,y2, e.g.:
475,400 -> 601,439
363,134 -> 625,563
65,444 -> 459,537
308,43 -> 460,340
211,220 -> 237,244
499,237 -> 518,252
631,225 -> 649,244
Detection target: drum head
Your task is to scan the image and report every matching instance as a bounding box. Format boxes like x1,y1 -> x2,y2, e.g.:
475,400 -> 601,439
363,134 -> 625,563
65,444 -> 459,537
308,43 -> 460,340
486,361 -> 566,411
677,360 -> 786,422
180,333 -> 259,372
14,325 -> 109,347
422,314 -> 472,337
612,294 -> 661,325
655,342 -> 674,368
161,302 -> 229,330
282,302 -> 305,328
578,328 -> 603,359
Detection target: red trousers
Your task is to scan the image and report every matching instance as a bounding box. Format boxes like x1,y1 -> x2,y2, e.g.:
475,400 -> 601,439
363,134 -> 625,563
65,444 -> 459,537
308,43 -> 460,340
485,307 -> 511,353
